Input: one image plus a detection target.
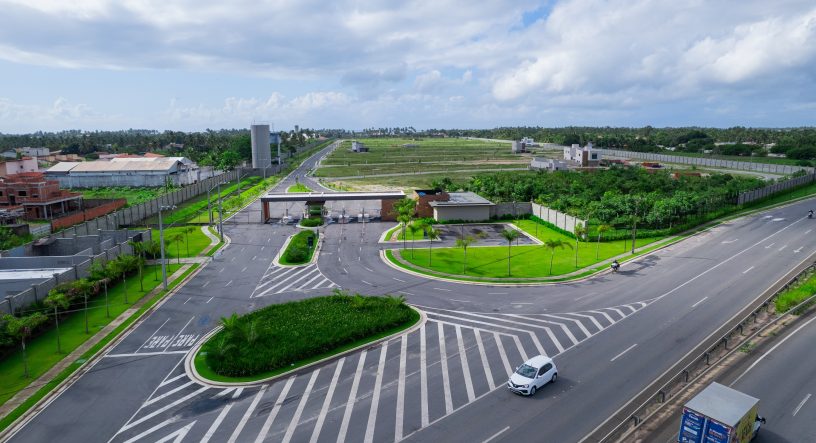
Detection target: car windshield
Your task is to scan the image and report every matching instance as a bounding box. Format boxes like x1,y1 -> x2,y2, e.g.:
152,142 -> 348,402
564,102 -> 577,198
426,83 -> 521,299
515,364 -> 537,378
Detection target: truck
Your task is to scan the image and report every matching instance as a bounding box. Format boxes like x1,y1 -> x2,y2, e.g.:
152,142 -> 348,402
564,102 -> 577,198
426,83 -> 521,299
678,382 -> 765,443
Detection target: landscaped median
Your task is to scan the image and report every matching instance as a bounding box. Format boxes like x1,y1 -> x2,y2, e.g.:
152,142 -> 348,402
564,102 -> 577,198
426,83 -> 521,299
278,230 -> 319,265
187,292 -> 422,385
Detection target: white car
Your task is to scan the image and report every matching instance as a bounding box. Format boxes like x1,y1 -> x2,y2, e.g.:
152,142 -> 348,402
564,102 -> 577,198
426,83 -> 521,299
507,355 -> 557,396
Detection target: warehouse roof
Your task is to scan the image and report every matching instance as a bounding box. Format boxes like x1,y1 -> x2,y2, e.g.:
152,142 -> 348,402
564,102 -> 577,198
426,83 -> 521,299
46,162 -> 81,172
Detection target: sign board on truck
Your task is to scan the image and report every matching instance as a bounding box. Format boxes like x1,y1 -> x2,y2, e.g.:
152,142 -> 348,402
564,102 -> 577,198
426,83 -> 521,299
680,407 -> 705,443
679,383 -> 760,443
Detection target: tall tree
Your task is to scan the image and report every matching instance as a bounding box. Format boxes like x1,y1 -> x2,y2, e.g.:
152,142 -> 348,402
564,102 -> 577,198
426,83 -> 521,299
543,239 -> 572,275
426,226 -> 440,266
500,228 -> 519,276
456,235 -> 478,275
3,312 -> 47,378
573,222 -> 586,268
595,224 -> 612,259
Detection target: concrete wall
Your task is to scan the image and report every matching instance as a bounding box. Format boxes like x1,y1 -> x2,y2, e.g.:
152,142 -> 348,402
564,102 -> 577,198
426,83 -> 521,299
433,206 -> 492,222
51,198 -> 126,230
738,173 -> 816,205
595,148 -> 813,175
531,202 -> 587,233
491,202 -> 532,218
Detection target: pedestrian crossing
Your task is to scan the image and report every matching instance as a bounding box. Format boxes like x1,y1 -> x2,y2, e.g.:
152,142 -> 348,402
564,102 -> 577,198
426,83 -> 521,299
251,262 -> 338,298
110,299 -> 654,443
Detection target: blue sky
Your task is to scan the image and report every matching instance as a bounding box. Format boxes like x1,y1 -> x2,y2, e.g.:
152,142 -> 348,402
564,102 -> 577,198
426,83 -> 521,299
0,0 -> 814,133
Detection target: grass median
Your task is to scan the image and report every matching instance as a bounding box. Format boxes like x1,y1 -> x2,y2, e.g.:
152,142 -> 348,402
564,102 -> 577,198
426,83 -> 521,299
196,293 -> 419,382
280,230 -> 318,265
287,183 -> 312,193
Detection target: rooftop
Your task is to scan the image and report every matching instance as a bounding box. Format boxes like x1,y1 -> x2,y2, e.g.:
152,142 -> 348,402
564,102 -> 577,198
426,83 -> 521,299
429,192 -> 494,207
261,191 -> 406,202
47,157 -> 187,173
685,382 -> 759,426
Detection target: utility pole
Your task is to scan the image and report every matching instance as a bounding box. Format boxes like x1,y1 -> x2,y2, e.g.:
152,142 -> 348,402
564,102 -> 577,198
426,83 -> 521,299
158,204 -> 176,290
217,181 -> 224,242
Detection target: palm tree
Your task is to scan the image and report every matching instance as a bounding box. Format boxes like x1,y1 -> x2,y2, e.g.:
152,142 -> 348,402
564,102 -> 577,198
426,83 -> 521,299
500,229 -> 519,276
183,226 -> 197,257
573,222 -> 586,268
596,224 -> 611,259
166,233 -> 185,264
44,292 -> 69,353
543,238 -> 573,275
426,226 -> 440,266
408,220 -> 427,259
455,235 -> 477,274
397,214 -> 411,250
128,240 -> 145,291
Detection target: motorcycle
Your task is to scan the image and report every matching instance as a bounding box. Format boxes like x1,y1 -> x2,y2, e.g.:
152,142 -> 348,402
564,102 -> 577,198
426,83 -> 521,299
610,261 -> 620,273
809,210 -> 814,219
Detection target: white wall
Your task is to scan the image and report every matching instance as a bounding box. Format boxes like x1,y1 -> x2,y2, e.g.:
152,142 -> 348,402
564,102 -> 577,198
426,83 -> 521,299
433,206 -> 491,222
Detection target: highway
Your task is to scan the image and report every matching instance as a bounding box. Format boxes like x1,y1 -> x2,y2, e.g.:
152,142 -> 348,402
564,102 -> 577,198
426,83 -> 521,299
4,142 -> 816,443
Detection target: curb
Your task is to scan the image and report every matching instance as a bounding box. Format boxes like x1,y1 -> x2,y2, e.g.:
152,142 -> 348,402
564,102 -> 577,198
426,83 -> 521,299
184,306 -> 426,388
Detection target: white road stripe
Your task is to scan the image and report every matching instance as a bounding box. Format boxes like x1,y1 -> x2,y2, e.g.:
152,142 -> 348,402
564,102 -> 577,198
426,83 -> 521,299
565,312 -> 604,331
779,244 -> 787,251
299,273 -> 324,289
420,325 -> 429,427
144,381 -> 194,406
282,370 -> 321,443
494,332 -> 513,377
311,277 -> 331,289
278,268 -> 320,292
229,385 -> 267,443
398,291 -> 414,296
793,393 -> 811,417
201,389 -> 242,443
361,280 -> 373,286
434,287 -> 451,292
106,350 -> 189,358
135,318 -> 170,353
512,335 -> 529,362
587,310 -> 616,325
692,297 -> 708,308
619,304 -> 637,314
254,267 -> 311,297
121,386 -> 208,432
474,330 -> 495,389
505,315 -> 579,347
183,297 -> 191,305
362,265 -> 373,272
154,420 -> 195,442
225,280 -> 233,287
202,281 -> 210,288
603,307 -> 627,320
450,299 -> 473,303
456,325 -> 476,402
393,277 -> 406,282
742,265 -> 755,274
163,316 -> 194,352
159,373 -> 186,387
610,344 -> 638,362
438,322 -> 454,414
122,418 -> 177,443
395,336 -> 408,441
363,344 -> 388,443
337,350 -> 367,443
240,266 -> 247,273
732,315 -> 816,386
253,379 -> 292,443
309,359 -> 345,443
482,426 -> 510,443
545,313 -> 592,338
428,311 -> 548,356
206,297 -> 214,303
488,292 -> 508,295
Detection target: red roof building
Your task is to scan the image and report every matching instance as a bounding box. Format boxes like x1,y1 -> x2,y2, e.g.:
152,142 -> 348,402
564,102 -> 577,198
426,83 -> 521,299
0,172 -> 83,220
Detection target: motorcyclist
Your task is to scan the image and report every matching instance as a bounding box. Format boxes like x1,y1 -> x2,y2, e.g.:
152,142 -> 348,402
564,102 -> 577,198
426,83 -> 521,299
809,209 -> 813,219
611,259 -> 620,272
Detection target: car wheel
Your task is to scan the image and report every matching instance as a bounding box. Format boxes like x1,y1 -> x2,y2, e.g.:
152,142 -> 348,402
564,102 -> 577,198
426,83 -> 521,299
551,373 -> 557,383
529,386 -> 536,396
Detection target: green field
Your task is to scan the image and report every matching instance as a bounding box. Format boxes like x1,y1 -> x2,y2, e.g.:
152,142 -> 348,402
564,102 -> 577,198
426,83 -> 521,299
153,226 -> 211,258
398,220 -> 659,278
314,138 -> 530,178
78,187 -> 170,205
287,183 -> 313,193
0,264 -> 182,406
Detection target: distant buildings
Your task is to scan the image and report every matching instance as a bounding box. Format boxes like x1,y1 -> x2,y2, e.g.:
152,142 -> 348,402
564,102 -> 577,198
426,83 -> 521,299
0,172 -> 83,220
521,137 -> 538,147
46,156 -> 201,188
530,157 -> 569,171
564,142 -> 601,167
0,157 -> 38,178
511,141 -> 526,154
351,141 -> 368,153
413,189 -> 495,222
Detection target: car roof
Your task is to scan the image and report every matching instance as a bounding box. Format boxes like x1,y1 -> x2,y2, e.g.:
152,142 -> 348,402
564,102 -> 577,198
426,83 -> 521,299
523,355 -> 553,368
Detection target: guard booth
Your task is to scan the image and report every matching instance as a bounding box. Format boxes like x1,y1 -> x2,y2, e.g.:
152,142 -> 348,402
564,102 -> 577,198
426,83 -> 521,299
260,191 -> 406,223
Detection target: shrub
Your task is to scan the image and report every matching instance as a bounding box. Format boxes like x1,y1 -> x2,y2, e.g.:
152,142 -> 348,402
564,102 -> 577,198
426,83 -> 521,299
202,293 -> 415,376
281,230 -> 317,264
299,217 -> 323,227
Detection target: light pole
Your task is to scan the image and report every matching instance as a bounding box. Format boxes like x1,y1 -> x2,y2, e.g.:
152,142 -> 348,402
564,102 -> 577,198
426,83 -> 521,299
158,204 -> 176,290
217,182 -> 224,242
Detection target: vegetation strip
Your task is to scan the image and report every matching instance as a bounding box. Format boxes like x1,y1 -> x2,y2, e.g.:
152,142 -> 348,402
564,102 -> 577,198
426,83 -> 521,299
279,230 -> 319,265
191,293 -> 420,384
286,182 -> 313,193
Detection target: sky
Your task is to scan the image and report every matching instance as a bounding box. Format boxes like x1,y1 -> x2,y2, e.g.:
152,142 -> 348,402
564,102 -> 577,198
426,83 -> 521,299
0,0 -> 814,133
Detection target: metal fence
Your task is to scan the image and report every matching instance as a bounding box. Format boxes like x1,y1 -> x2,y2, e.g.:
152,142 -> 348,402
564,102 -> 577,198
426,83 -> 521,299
595,149 -> 813,175
737,172 -> 816,205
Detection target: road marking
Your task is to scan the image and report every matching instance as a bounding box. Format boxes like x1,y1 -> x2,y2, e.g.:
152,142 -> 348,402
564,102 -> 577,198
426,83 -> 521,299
364,346 -> 387,443
240,266 -> 247,273
106,350 -> 189,358
512,302 -> 533,305
691,297 -> 708,308
206,297 -> 214,303
240,247 -> 245,252
474,330 -> 495,389
362,265 -> 373,272
282,370 -> 320,443
202,281 -> 210,288
392,277 -> 406,282
456,325 -> 476,402
450,299 -> 472,303
230,256 -> 236,262
779,244 -> 788,251
420,324 -> 429,427
793,393 -> 811,417
201,388 -> 243,443
225,280 -> 233,287
721,239 -> 738,244
438,322 -> 454,414
254,378 -> 294,443
343,267 -> 348,274
361,280 -> 373,286
488,292 -> 508,295
482,426 -> 510,443
309,359 -> 345,443
229,385 -> 269,443
429,311 -> 548,356
219,268 -> 225,273
732,315 -> 816,385
135,318 -> 170,353
144,381 -> 194,406
742,266 -> 755,274
159,373 -> 187,387
163,316 -> 194,352
545,313 -> 593,338
610,343 -> 638,362
807,229 -> 813,234
183,297 -> 191,305
395,336 -> 408,441
121,418 -> 178,443
512,335 -> 529,362
794,247 -> 803,253
575,292 -> 597,301
434,287 -> 451,292
765,242 -> 775,249
121,386 -> 208,432
252,255 -> 257,260
337,350 -> 367,443
506,315 -> 579,347
398,290 -> 414,296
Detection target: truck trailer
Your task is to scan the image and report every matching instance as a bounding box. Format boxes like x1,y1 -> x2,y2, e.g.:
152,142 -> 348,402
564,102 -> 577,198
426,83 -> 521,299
678,382 -> 764,443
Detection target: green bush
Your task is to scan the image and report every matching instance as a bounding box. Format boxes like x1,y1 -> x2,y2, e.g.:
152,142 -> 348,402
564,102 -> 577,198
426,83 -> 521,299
281,230 -> 317,264
299,217 -> 323,227
775,271 -> 816,313
202,293 -> 415,376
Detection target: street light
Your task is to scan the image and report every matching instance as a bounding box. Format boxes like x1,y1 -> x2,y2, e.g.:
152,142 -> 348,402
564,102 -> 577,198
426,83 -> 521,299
158,204 -> 176,290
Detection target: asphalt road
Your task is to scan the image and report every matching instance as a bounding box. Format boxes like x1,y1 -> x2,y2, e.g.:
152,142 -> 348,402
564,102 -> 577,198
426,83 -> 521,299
5,142 -> 816,443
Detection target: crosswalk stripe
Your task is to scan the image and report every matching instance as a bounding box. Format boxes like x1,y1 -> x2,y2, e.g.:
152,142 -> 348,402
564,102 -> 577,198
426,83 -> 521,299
121,386 -> 208,432
309,359 -> 345,443
256,266 -> 314,297
143,381 -> 194,407
201,389 -> 243,443
504,315 -> 579,347
395,336 -> 408,441
474,330 -> 495,389
587,309 -> 616,325
277,268 -> 320,293
420,324 -> 429,427
337,350 -> 367,443
568,312 -> 604,331
282,369 -> 321,443
455,326 -> 476,402
122,418 -> 178,443
364,344 -> 388,443
429,312 -> 547,357
253,378 -> 294,443
437,322 -> 454,414
494,332 -> 513,378
544,313 -> 593,338
229,385 -> 267,443
154,421 -> 195,443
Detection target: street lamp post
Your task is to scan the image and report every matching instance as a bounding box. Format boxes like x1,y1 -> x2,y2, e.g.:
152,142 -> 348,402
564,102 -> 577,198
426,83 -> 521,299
217,182 -> 224,242
158,204 -> 176,290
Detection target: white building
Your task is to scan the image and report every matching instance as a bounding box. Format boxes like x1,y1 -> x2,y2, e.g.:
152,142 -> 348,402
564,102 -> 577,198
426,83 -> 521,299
530,157 -> 569,171
46,157 -> 201,188
564,142 -> 601,167
521,137 -> 539,147
0,157 -> 39,178
428,192 -> 495,222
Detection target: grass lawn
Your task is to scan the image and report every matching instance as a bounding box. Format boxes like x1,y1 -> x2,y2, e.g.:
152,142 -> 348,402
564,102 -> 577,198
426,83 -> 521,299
150,176 -> 261,225
287,183 -> 313,193
77,187 -> 170,205
399,220 -> 659,278
280,230 -> 317,265
775,269 -> 816,313
386,224 -> 425,241
0,264 -> 182,407
197,294 -> 418,379
153,226 -> 211,258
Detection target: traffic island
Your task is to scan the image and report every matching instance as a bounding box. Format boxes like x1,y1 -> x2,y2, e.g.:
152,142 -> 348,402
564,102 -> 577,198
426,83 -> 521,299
186,293 -> 423,386
274,230 -> 319,266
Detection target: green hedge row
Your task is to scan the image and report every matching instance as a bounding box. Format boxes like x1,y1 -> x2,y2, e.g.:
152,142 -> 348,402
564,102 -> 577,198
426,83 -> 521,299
281,230 -> 317,264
